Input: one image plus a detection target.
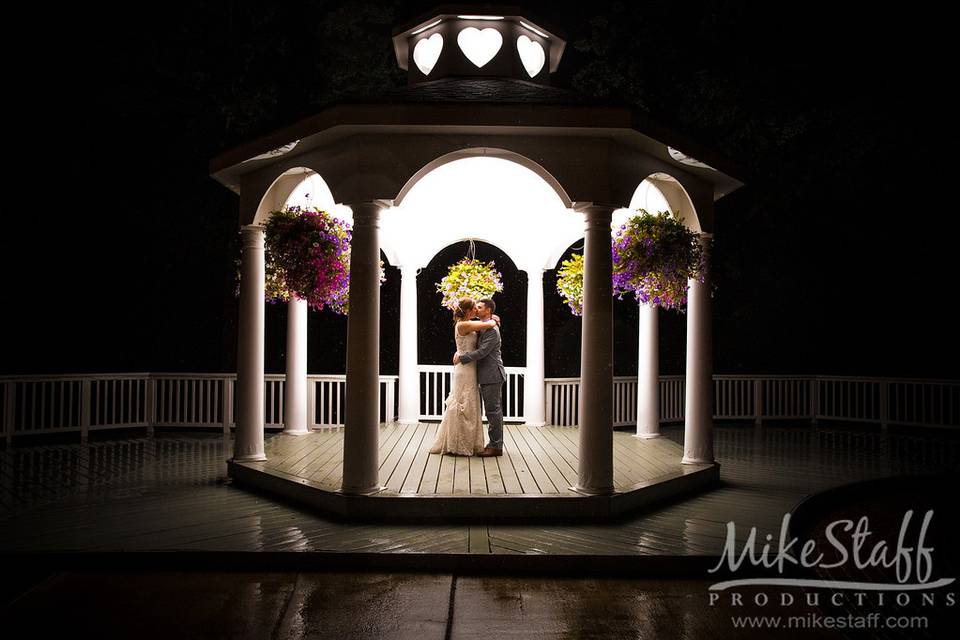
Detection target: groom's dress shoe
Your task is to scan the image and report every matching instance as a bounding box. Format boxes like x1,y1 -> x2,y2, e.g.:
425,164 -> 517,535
478,446 -> 503,457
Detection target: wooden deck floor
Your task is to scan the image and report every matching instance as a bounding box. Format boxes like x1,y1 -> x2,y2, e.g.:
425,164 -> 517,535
2,424 -> 959,562
225,423 -> 718,520
252,423 -> 698,496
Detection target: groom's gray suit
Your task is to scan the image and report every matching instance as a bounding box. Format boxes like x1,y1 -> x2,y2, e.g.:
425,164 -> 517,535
458,324 -> 506,449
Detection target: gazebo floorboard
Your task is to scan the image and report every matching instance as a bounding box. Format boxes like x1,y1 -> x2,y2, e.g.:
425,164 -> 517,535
226,423 -> 719,520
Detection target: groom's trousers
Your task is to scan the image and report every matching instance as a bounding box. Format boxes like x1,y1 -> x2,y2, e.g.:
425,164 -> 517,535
479,382 -> 504,449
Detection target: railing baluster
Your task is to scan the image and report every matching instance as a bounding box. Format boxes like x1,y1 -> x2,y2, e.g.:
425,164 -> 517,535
174,378 -> 181,425
30,382 -> 37,431
336,380 -> 342,425
80,379 -> 91,443
562,384 -> 568,426
319,380 -> 327,426
40,381 -> 47,430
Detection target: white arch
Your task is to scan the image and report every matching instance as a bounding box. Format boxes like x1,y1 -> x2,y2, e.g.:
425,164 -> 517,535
614,172 -> 700,233
253,168 -> 349,226
394,148 -> 573,209
381,156 -> 580,272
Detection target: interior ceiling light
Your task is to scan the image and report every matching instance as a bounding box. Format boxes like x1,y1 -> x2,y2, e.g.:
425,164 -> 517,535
519,21 -> 549,39
243,140 -> 299,163
668,147 -> 714,170
410,19 -> 442,36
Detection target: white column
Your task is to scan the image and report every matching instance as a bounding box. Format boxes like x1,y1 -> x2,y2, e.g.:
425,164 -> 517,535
636,301 -> 660,438
575,204 -> 615,494
682,232 -> 714,464
283,296 -> 309,435
233,224 -> 267,462
523,268 -> 546,426
341,202 -> 384,494
397,264 -> 420,424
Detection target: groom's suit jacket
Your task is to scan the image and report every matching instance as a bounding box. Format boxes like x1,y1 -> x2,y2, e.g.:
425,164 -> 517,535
459,325 -> 506,385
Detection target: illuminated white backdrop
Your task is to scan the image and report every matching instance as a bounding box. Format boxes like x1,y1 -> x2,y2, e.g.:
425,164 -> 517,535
278,157 -> 678,429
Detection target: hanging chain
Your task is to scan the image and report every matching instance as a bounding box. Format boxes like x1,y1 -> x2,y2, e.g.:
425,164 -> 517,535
303,169 -> 313,209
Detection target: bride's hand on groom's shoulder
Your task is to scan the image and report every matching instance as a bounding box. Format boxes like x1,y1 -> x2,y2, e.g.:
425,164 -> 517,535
492,314 -> 501,326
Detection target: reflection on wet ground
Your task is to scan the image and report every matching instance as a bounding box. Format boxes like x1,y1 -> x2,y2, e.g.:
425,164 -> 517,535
3,571 -> 851,640
2,424 -> 958,638
1,424 -> 959,557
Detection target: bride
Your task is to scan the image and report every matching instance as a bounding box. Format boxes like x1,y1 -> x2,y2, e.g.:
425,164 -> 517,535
429,297 -> 500,456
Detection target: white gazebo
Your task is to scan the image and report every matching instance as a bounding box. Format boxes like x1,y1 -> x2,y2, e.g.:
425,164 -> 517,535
212,6 -> 743,518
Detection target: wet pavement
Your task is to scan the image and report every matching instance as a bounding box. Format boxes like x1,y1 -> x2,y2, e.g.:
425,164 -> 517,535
3,425 -> 959,637
1,570 -> 851,639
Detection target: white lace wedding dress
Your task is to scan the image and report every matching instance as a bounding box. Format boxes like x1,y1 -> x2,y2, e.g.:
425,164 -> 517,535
429,324 -> 486,456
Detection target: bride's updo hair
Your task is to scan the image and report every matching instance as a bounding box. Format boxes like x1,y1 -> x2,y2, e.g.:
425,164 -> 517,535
453,297 -> 475,323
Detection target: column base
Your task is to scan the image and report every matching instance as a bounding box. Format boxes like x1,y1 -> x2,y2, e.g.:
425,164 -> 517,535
396,417 -> 421,426
681,456 -> 714,465
281,428 -> 311,436
524,421 -> 547,427
569,485 -> 616,496
635,432 -> 662,439
338,484 -> 387,496
232,454 -> 267,463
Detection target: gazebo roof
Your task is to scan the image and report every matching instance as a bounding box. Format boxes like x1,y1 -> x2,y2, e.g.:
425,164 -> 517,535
209,6 -> 745,202
379,77 -> 599,105
210,91 -> 744,200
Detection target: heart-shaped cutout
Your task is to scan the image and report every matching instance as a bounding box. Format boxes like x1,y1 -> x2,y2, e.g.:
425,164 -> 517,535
413,33 -> 443,76
457,27 -> 503,68
516,35 -> 545,77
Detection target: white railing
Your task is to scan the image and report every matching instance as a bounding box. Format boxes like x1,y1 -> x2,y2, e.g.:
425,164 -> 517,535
544,375 -> 960,430
1,373 -> 956,443
417,365 -> 525,422
0,373 -> 398,443
544,376 -> 640,427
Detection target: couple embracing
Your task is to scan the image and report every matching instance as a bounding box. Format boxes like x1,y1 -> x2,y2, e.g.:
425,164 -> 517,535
428,297 -> 505,457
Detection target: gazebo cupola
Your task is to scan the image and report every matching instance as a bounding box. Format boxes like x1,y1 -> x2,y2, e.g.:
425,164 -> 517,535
392,7 -> 565,85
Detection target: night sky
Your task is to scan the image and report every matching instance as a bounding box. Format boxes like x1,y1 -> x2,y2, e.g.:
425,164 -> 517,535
4,1 -> 955,379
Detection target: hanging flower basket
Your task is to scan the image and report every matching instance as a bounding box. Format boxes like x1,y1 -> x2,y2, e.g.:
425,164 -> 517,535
612,209 -> 706,310
436,257 -> 503,310
232,206 -> 385,315
556,253 -> 584,316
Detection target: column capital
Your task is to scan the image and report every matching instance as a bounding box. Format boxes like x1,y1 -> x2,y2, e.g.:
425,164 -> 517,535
240,224 -> 265,248
575,203 -> 620,230
348,200 -> 389,225
573,201 -> 620,215
696,232 -> 713,257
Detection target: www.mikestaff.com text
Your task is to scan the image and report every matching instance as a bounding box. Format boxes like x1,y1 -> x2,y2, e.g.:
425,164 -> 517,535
730,612 -> 927,631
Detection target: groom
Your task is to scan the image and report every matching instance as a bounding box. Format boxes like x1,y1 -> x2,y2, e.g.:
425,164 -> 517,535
453,298 -> 506,456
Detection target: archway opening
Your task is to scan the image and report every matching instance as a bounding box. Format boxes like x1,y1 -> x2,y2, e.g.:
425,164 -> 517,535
253,167 -> 349,226
382,155 -> 579,272
614,172 -> 700,233
418,239 -> 523,367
